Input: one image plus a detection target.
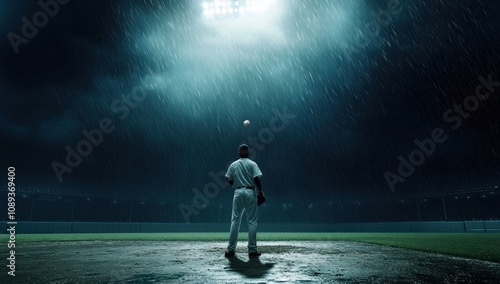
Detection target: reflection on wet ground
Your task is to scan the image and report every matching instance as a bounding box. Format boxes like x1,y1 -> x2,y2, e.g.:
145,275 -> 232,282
2,241 -> 500,283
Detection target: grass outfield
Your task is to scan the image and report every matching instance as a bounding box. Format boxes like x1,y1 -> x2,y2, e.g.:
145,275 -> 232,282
2,232 -> 499,264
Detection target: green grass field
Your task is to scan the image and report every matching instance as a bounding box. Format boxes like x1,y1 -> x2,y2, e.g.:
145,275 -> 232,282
2,232 -> 499,264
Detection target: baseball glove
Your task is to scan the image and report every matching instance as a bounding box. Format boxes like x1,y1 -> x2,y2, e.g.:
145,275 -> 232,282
257,191 -> 266,206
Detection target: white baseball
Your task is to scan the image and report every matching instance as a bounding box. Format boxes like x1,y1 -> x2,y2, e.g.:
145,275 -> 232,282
243,120 -> 250,127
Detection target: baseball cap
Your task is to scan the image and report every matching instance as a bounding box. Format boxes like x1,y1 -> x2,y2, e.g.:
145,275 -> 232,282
239,144 -> 249,152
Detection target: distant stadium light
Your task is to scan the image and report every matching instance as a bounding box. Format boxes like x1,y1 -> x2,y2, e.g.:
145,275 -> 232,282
202,0 -> 275,19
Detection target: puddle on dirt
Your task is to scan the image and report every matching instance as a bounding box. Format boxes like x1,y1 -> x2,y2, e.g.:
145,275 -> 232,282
1,241 -> 499,283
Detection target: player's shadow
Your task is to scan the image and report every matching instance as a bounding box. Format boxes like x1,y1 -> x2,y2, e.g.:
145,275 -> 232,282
227,256 -> 275,278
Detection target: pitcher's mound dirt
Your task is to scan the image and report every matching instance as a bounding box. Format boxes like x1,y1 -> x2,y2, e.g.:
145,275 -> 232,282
3,241 -> 500,283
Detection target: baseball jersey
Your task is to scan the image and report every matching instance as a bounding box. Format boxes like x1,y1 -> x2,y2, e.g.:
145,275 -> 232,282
225,158 -> 263,189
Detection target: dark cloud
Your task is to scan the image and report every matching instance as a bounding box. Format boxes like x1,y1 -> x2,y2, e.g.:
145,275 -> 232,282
1,0 -> 499,198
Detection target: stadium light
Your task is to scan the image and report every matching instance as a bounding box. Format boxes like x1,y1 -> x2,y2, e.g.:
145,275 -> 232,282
202,0 -> 276,19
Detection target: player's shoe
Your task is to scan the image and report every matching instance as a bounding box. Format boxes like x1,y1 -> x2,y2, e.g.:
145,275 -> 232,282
248,251 -> 261,257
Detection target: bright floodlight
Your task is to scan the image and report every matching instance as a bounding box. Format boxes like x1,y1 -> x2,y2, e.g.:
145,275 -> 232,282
202,0 -> 275,19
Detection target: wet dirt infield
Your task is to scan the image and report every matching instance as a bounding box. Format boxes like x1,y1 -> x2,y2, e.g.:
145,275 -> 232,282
3,240 -> 500,283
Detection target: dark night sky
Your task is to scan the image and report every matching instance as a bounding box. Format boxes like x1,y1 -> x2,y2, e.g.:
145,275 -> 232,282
1,0 -> 499,201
